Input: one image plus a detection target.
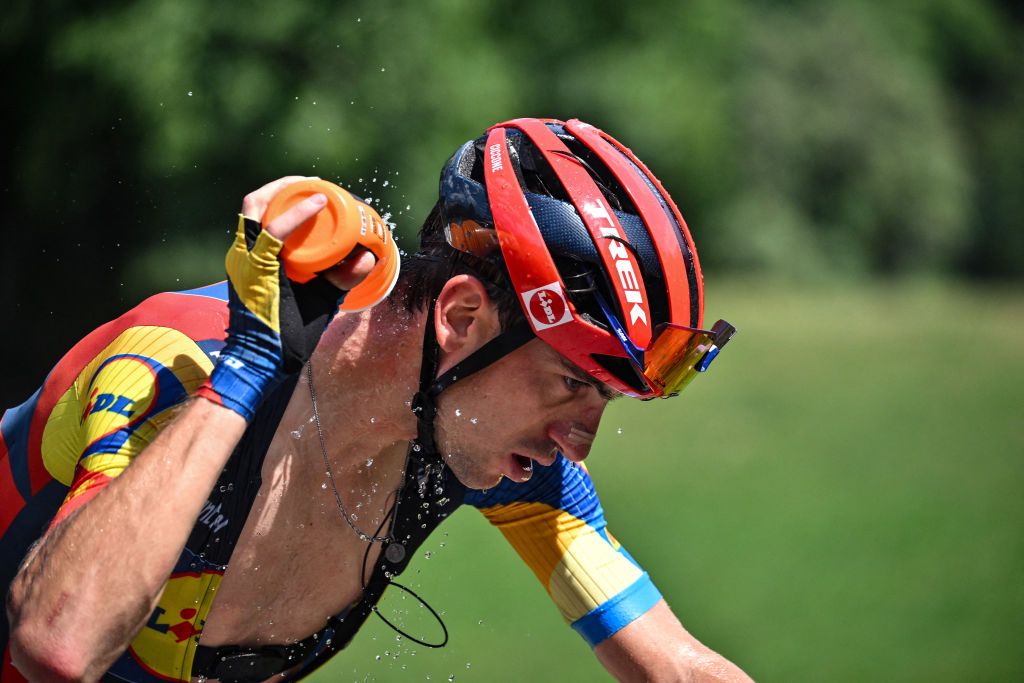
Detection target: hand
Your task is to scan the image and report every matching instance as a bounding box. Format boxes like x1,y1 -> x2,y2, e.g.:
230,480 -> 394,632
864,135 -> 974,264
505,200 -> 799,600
197,177 -> 375,420
242,176 -> 377,290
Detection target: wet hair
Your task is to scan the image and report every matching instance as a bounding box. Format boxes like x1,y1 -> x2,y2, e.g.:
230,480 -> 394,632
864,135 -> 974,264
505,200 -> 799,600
392,202 -> 526,332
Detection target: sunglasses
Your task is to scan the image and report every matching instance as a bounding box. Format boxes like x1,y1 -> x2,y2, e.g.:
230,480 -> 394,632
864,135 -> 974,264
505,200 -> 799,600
594,291 -> 735,398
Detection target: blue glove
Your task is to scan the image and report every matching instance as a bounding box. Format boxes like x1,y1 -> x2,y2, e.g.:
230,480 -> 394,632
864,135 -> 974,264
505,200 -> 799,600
197,216 -> 344,420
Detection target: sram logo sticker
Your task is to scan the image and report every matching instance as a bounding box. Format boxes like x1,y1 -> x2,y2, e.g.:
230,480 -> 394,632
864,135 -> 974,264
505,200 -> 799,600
522,282 -> 573,331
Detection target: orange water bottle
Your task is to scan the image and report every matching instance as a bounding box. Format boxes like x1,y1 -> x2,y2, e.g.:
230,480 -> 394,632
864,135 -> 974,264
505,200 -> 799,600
261,179 -> 401,311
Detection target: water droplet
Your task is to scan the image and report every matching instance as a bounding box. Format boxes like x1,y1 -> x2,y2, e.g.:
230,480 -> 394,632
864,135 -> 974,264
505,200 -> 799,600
321,482 -> 328,489
366,457 -> 375,466
187,91 -> 193,96
470,417 -> 478,425
424,551 -> 432,559
617,427 -> 623,434
454,408 -> 462,417
448,675 -> 456,682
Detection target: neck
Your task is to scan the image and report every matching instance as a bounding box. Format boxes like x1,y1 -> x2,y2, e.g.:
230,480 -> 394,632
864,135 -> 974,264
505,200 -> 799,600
289,301 -> 427,469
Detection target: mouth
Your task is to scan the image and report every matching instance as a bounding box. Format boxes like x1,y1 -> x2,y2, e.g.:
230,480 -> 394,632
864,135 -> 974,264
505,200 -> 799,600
507,453 -> 534,482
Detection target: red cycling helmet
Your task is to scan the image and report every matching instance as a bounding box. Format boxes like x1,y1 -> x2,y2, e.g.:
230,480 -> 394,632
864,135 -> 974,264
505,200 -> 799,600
436,117 -> 734,399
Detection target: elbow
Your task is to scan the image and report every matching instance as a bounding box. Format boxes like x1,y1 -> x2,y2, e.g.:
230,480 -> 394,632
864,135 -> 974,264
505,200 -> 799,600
7,591 -> 94,683
8,629 -> 93,683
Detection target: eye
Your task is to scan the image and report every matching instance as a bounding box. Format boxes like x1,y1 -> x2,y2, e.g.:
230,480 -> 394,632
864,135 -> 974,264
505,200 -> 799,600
563,375 -> 588,393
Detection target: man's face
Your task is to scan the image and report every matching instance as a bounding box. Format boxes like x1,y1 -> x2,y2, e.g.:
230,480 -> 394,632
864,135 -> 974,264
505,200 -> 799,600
433,338 -> 616,489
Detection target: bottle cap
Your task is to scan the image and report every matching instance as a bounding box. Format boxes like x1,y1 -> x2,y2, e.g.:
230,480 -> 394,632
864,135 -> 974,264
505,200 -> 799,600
262,179 -> 401,311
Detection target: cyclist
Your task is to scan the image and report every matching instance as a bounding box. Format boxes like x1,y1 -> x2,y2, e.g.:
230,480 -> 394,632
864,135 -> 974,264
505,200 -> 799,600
2,118 -> 747,682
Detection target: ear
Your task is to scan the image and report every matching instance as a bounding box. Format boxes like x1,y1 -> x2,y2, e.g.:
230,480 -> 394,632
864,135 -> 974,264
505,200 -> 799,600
434,274 -> 501,373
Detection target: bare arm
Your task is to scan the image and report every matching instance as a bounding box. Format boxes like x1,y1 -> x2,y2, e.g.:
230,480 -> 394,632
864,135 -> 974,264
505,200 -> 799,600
6,177 -> 339,681
6,399 -> 246,681
595,600 -> 754,683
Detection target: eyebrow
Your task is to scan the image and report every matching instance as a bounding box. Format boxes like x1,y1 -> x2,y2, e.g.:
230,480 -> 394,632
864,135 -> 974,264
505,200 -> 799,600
559,357 -> 622,402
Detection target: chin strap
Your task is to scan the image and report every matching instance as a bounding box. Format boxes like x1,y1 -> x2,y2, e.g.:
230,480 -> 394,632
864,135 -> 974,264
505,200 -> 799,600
411,306 -> 534,455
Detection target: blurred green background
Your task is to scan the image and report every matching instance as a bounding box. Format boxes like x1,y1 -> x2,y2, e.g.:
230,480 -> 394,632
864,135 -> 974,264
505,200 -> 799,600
2,0 -> 1022,680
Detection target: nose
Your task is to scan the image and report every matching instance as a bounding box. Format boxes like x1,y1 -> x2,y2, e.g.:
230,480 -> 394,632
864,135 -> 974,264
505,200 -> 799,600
548,421 -> 598,463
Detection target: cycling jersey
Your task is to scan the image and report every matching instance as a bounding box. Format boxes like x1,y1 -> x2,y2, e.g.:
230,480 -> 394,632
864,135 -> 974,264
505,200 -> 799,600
0,282 -> 661,682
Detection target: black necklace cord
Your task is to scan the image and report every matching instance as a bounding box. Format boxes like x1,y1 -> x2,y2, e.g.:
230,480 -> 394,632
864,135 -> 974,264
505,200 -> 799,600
358,489 -> 450,648
371,580 -> 450,648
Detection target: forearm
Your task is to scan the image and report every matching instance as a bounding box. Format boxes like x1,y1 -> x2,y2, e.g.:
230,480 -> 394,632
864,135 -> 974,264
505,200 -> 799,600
6,398 -> 246,681
595,600 -> 754,683
597,642 -> 753,683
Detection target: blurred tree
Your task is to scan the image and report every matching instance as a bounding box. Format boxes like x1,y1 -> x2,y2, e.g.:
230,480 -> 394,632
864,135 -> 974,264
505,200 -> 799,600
714,3 -> 972,276
2,0 -> 1022,406
915,0 -> 1024,278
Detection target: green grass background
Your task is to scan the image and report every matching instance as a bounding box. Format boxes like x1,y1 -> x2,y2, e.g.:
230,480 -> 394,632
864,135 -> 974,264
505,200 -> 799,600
313,279 -> 1023,682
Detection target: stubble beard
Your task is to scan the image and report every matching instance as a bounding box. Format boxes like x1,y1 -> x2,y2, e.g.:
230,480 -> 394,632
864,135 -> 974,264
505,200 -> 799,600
437,437 -> 503,491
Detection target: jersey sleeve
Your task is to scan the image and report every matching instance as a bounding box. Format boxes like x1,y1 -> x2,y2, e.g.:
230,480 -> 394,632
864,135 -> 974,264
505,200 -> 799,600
40,325 -> 214,526
464,456 -> 662,647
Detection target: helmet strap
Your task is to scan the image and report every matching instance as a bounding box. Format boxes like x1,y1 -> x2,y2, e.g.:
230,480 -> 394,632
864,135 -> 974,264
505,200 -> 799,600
411,303 -> 533,454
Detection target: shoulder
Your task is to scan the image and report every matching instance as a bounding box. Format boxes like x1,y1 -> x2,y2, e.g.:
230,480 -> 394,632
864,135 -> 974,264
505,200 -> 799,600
16,283 -> 231,488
